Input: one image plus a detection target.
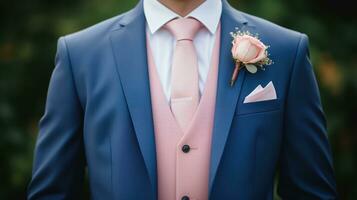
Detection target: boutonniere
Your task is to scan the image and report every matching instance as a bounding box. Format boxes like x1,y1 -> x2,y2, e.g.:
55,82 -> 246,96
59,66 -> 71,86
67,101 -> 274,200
229,30 -> 273,86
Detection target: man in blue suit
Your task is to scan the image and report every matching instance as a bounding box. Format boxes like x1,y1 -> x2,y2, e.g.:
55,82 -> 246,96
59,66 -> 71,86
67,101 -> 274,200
28,0 -> 337,199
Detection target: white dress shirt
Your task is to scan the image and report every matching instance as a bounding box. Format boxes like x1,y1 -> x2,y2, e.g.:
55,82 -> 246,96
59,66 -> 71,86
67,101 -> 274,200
143,0 -> 222,101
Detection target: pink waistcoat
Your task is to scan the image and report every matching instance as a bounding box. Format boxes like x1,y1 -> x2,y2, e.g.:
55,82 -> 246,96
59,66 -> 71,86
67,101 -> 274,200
147,26 -> 221,200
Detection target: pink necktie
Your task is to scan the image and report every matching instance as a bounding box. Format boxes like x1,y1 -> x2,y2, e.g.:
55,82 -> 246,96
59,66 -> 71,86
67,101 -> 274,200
165,18 -> 203,132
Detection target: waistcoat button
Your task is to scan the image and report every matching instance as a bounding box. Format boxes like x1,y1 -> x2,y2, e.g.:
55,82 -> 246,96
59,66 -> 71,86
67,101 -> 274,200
181,195 -> 190,200
182,144 -> 191,153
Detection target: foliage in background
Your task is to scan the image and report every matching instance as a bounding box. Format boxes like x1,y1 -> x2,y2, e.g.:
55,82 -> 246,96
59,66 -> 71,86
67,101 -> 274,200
0,0 -> 356,199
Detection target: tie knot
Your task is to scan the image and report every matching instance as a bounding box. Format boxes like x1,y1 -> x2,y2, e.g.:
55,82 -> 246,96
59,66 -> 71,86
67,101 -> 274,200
165,18 -> 203,41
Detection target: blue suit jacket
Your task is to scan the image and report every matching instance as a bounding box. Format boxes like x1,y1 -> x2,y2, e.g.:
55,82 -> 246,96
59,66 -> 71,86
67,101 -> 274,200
28,1 -> 337,199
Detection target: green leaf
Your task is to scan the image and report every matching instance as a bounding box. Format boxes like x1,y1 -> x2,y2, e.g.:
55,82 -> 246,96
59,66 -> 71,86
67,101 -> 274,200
245,64 -> 258,73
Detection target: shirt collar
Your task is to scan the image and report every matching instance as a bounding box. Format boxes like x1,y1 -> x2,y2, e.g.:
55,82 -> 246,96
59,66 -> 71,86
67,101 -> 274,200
144,0 -> 222,34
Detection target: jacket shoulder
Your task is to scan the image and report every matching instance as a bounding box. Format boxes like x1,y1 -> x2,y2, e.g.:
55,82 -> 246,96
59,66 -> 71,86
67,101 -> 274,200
234,10 -> 310,80
242,11 -> 304,40
238,10 -> 309,61
60,7 -> 135,50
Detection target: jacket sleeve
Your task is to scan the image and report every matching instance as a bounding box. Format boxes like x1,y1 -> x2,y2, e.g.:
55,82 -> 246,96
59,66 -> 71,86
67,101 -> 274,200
277,34 -> 338,199
28,37 -> 86,200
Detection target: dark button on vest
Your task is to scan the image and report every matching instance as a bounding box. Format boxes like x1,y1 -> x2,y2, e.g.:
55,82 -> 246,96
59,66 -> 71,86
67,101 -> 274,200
181,195 -> 190,200
182,144 -> 190,153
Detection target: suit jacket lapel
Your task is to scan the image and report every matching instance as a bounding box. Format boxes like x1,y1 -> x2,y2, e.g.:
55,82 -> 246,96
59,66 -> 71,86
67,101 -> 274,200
209,0 -> 256,194
109,2 -> 157,199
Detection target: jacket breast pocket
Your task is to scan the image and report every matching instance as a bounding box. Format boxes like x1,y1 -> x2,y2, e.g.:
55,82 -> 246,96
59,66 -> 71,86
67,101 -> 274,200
235,98 -> 282,116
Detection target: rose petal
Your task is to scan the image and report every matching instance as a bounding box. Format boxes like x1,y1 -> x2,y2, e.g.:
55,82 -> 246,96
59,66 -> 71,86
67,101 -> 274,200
237,39 -> 252,62
231,34 -> 268,63
249,49 -> 267,64
244,43 -> 259,63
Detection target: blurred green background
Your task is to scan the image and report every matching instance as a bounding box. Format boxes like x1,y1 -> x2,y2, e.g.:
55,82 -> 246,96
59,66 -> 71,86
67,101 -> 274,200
0,0 -> 356,199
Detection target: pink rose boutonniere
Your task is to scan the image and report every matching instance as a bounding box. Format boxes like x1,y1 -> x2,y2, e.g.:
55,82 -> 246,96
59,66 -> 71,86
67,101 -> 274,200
230,30 -> 273,86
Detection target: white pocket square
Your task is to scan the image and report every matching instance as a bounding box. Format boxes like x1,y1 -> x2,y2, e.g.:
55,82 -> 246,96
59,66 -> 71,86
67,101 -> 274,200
244,81 -> 277,103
